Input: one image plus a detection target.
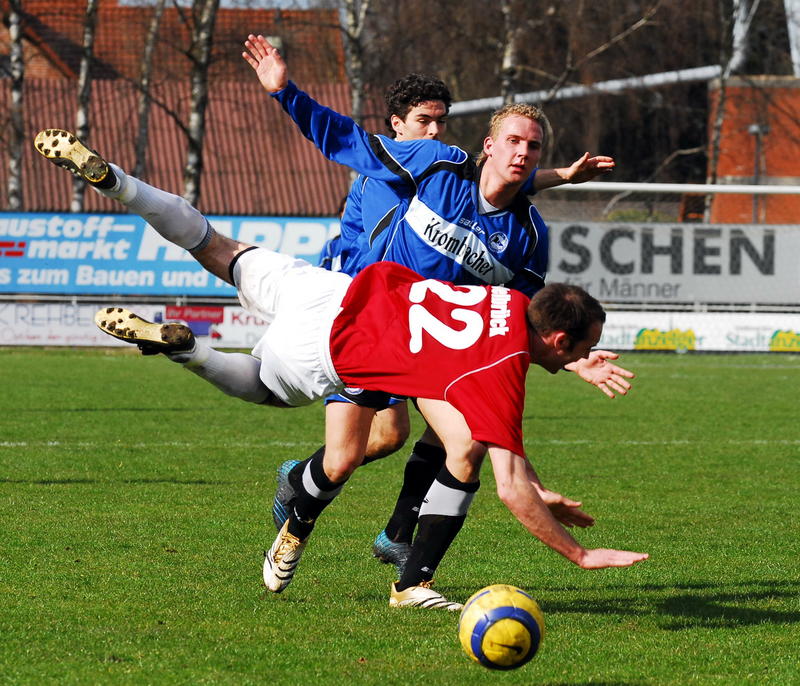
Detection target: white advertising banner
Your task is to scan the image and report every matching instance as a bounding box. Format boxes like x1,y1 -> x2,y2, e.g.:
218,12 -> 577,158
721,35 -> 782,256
0,302 -> 264,349
549,222 -> 800,305
2,301 -> 799,353
599,311 -> 800,352
0,302 -> 163,346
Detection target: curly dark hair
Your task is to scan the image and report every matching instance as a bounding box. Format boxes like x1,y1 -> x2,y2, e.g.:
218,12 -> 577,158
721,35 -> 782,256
384,73 -> 452,136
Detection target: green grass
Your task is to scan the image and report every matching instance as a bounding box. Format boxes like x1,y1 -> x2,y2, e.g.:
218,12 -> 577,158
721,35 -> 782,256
1,348 -> 798,685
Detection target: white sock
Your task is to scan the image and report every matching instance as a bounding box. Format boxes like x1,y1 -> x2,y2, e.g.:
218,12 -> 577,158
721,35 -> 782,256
92,163 -> 212,251
178,342 -> 271,404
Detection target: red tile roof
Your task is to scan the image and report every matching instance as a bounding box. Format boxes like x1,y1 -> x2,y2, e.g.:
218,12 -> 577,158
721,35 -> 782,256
8,78 -> 386,216
11,0 -> 347,83
1,0 -> 387,216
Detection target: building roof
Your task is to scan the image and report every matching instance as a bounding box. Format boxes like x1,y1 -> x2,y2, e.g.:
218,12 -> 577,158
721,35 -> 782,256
1,0 -> 387,216
6,77 -> 382,216
10,0 -> 347,83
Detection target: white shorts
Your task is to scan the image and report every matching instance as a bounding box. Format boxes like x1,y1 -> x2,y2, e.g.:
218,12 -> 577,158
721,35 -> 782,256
232,247 -> 351,406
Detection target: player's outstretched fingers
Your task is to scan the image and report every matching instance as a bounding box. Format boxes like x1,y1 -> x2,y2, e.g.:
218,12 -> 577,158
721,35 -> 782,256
580,548 -> 649,569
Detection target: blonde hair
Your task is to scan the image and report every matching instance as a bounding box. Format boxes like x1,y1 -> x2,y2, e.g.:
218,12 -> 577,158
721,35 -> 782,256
477,102 -> 547,166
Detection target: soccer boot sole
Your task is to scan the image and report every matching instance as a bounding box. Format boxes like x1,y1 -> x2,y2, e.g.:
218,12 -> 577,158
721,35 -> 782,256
94,307 -> 194,354
34,128 -> 110,184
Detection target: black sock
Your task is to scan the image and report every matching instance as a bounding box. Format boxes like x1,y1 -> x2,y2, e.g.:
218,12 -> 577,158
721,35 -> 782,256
384,441 -> 446,544
396,466 -> 479,591
289,448 -> 321,491
287,449 -> 345,540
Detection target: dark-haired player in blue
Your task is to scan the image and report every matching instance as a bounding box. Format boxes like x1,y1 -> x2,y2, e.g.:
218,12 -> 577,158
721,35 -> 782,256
244,35 -> 634,608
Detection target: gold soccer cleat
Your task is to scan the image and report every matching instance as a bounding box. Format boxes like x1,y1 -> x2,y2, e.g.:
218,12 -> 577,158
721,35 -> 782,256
94,307 -> 195,356
389,581 -> 463,611
34,128 -> 109,183
263,520 -> 309,593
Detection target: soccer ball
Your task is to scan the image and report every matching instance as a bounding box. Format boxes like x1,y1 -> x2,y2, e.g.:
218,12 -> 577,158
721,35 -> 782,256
457,584 -> 545,670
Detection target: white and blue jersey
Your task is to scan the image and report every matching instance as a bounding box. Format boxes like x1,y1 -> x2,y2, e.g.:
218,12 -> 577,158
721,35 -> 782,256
272,82 -> 549,296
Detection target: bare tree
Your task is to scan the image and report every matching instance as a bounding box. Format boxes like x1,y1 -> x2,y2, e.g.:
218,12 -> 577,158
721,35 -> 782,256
339,0 -> 371,126
6,0 -> 24,210
71,0 -> 100,212
183,0 -> 220,206
132,0 -> 166,180
499,0 -> 521,104
705,0 -> 761,219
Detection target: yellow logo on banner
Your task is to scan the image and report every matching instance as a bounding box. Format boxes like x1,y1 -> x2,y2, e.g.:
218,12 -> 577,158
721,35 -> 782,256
634,328 -> 696,351
769,330 -> 800,351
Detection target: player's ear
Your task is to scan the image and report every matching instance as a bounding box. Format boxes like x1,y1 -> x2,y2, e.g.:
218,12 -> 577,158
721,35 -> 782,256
552,331 -> 571,352
482,136 -> 494,157
390,114 -> 404,136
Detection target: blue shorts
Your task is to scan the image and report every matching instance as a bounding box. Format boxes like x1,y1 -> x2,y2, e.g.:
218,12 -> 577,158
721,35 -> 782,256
324,387 -> 407,410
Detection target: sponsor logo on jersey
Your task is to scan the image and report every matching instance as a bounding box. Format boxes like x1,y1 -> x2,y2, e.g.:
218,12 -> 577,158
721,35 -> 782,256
404,197 -> 514,283
488,232 -> 509,253
457,217 -> 484,235
489,286 -> 512,337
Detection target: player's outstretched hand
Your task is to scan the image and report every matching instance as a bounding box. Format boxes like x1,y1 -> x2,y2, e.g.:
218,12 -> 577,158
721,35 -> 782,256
566,152 -> 615,184
567,350 -> 634,399
242,34 -> 288,93
579,548 -> 649,569
537,487 -> 595,528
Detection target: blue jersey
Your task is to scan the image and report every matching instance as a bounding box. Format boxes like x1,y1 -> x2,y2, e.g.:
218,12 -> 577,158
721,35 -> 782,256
318,233 -> 343,271
273,82 -> 548,296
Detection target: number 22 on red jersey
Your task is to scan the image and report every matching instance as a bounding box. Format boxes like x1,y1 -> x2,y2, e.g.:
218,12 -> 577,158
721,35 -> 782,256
407,279 -> 487,353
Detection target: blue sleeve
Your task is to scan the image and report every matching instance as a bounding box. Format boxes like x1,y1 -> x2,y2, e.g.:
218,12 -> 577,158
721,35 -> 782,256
272,82 -> 468,185
339,176 -> 365,253
318,235 -> 343,271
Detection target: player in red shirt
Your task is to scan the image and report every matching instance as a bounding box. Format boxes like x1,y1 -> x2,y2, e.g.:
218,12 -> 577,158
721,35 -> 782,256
324,260 -> 648,607
95,245 -> 649,605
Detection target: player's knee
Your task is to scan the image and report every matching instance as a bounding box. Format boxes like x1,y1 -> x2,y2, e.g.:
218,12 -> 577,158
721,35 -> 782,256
365,426 -> 409,460
322,451 -> 362,483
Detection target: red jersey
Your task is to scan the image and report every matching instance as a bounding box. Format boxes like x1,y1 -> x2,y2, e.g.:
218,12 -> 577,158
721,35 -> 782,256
329,262 -> 531,455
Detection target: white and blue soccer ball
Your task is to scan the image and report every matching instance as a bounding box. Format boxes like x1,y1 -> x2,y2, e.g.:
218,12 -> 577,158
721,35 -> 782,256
457,584 -> 545,670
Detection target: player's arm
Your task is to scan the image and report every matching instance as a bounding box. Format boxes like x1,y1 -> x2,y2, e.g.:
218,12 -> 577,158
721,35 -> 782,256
565,350 -> 635,399
532,153 -> 615,190
242,34 -> 453,183
519,457 -> 594,529
336,178 -> 366,273
486,444 -> 649,569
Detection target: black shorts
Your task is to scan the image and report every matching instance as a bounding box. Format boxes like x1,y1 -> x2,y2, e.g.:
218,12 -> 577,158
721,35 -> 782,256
325,388 -> 407,410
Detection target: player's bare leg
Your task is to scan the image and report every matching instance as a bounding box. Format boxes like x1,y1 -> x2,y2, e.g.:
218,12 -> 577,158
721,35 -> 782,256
364,403 -> 410,459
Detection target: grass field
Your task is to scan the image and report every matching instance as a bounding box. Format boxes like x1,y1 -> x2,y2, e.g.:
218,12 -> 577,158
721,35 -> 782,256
1,348 -> 798,685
